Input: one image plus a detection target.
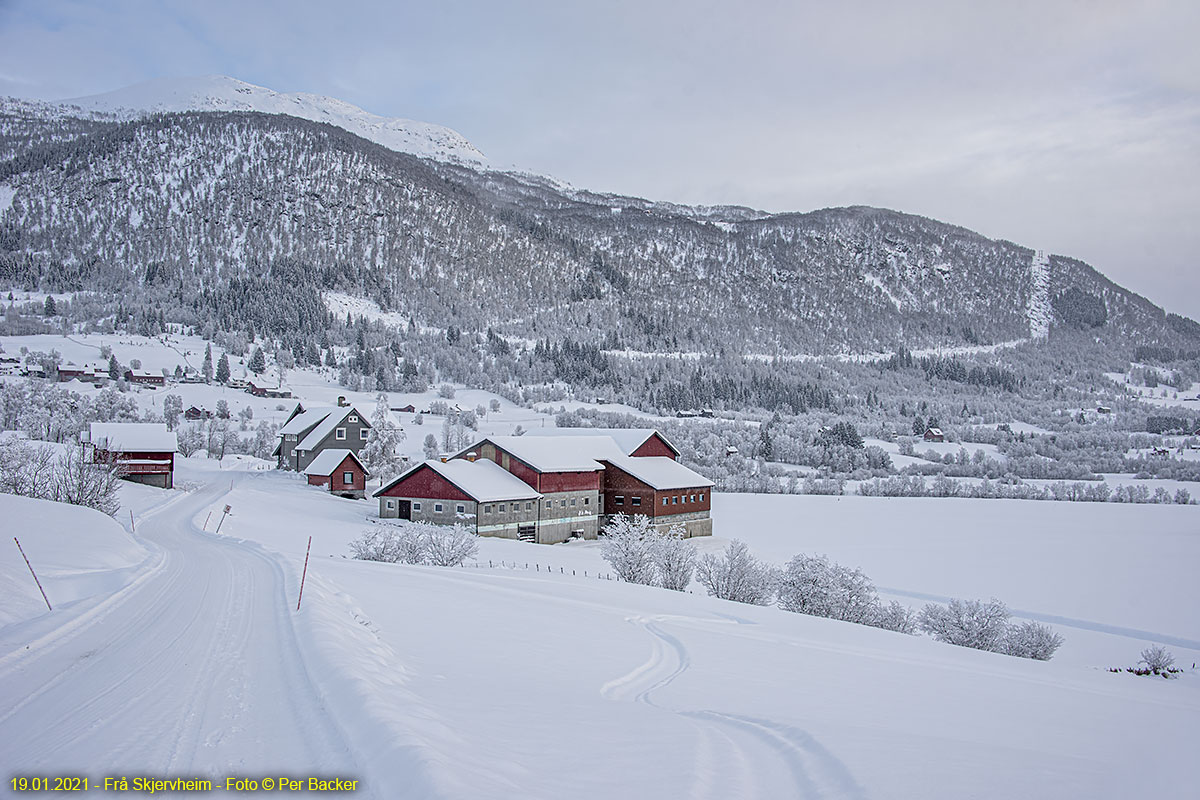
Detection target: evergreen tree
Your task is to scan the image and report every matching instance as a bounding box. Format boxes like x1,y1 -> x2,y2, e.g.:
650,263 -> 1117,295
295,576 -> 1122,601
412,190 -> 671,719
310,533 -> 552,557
107,354 -> 121,381
758,422 -> 774,461
912,415 -> 925,435
248,346 -> 266,375
202,343 -> 214,383
43,296 -> 56,316
361,394 -> 406,480
215,353 -> 231,384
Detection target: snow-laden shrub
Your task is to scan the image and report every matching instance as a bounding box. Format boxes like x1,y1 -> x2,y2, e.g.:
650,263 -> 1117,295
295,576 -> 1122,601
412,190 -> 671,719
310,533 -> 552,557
778,553 -> 879,624
600,515 -> 660,585
695,540 -> 779,606
654,525 -> 697,592
424,525 -> 478,567
870,600 -> 919,634
1139,644 -> 1176,674
1003,620 -> 1064,661
919,598 -> 1010,652
350,522 -> 477,567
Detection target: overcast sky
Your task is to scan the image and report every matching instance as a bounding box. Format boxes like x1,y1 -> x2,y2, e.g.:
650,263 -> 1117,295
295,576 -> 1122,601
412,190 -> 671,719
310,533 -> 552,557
2,0 -> 1197,319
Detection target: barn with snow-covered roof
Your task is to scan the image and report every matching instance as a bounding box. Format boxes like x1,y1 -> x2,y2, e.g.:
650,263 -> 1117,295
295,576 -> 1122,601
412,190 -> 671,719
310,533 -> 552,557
374,456 -> 543,541
303,449 -> 370,499
86,422 -> 177,489
598,455 -> 713,538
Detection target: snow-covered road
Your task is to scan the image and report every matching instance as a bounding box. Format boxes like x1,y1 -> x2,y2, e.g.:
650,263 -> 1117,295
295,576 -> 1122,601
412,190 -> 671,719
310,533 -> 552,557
0,479 -> 361,791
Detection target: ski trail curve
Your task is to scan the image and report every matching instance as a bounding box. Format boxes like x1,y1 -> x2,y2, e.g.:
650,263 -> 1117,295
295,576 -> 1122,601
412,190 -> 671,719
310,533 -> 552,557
602,615 -> 868,800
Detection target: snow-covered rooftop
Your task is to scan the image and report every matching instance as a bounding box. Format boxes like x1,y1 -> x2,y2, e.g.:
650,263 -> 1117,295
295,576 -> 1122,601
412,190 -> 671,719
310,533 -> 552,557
303,449 -> 367,477
524,427 -> 679,457
278,407 -> 330,436
473,436 -> 612,473
601,455 -> 713,491
376,458 -> 540,502
88,422 -> 177,453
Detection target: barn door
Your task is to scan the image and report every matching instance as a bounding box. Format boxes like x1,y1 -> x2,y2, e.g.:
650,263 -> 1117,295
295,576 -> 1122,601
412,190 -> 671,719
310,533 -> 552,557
397,500 -> 411,520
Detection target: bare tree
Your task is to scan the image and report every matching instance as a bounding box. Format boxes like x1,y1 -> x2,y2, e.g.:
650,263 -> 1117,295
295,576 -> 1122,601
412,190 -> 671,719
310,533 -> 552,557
53,443 -> 121,516
696,540 -> 779,605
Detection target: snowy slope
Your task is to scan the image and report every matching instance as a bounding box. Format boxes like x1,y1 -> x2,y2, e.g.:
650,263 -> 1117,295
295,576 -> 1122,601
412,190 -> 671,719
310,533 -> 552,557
59,75 -> 487,165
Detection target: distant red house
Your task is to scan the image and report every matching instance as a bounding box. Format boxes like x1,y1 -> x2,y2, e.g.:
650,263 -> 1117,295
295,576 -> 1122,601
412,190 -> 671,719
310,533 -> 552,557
184,405 -> 211,420
124,369 -> 166,387
391,404 -> 416,414
87,422 -> 177,489
599,455 -> 713,537
923,427 -> 945,443
303,449 -> 369,499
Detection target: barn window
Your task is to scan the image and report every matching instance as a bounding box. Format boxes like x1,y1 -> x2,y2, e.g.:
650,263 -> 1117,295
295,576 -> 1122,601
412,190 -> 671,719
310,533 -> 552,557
699,493 -> 705,502
499,504 -> 506,512
631,496 -> 641,507
615,495 -> 624,505
525,502 -> 532,511
545,500 -> 552,509
335,428 -> 346,440
560,499 -> 567,508
583,497 -> 589,505
360,429 -> 368,440
343,471 -> 353,485
570,498 -> 577,507
484,504 -> 492,513
386,500 -> 394,509
662,497 -> 668,506
673,496 -> 679,504
456,504 -> 465,513
413,501 -> 422,511
434,503 -> 443,512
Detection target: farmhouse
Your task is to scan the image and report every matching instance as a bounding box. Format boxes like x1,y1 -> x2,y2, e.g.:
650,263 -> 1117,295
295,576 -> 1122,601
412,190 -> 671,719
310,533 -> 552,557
376,428 -> 713,544
85,422 -> 177,489
274,402 -> 378,472
249,380 -> 293,398
124,368 -> 165,387
375,457 -> 543,540
923,427 -> 945,443
303,449 -> 369,499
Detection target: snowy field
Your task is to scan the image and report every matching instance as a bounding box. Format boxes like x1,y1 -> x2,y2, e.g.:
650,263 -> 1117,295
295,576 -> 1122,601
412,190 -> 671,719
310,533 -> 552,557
2,458 -> 1198,798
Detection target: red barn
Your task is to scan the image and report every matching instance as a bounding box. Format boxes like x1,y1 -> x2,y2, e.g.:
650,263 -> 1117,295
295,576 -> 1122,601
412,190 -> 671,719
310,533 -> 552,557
599,455 -> 713,538
87,422 -> 177,489
302,449 -> 369,499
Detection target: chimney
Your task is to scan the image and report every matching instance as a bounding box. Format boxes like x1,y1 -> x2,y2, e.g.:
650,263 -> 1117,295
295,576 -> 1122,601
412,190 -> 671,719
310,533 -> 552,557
466,451 -> 477,462
439,453 -> 449,463
337,395 -> 348,407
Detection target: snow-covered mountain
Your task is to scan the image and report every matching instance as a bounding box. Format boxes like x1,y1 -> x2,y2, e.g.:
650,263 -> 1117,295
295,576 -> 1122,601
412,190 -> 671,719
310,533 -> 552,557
56,75 -> 487,165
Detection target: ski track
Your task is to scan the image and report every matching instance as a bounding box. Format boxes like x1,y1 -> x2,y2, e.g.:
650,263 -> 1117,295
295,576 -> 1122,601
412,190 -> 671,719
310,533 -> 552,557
0,478 -> 364,796
602,615 -> 868,800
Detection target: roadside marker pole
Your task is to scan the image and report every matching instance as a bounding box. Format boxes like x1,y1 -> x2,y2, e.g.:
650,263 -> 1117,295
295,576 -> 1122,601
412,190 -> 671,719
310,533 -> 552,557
129,509 -> 135,532
13,538 -> 51,611
203,511 -> 212,531
215,504 -> 231,534
296,536 -> 312,611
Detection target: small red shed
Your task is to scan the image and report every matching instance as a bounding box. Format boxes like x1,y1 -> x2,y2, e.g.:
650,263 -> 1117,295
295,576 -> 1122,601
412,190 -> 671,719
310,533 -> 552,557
303,449 -> 370,499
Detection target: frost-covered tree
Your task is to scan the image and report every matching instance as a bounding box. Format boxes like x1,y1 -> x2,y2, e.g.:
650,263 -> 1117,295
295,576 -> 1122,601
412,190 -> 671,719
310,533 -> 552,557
0,438 -> 57,499
206,418 -> 238,459
215,353 -> 230,384
422,433 -> 439,460
361,394 -> 406,480
654,524 -> 697,591
202,343 -> 214,383
1139,644 -> 1176,674
162,394 -> 183,431
248,346 -> 266,375
600,514 -> 660,586
107,354 -> 121,381
424,524 -> 479,567
177,423 -> 205,457
871,601 -> 919,634
919,598 -> 1010,652
53,444 -> 121,516
696,540 -> 779,605
1003,620 -> 1064,661
778,553 -> 879,624
215,399 -> 230,419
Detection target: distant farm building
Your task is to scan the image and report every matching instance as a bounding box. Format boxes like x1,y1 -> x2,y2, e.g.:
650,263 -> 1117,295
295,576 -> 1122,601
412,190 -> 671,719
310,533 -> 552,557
184,405 -> 211,421
923,427 -> 945,443
1096,406 -> 1113,415
374,429 -> 712,544
248,381 -> 292,398
86,422 -> 177,489
124,368 -> 165,387
303,449 -> 370,499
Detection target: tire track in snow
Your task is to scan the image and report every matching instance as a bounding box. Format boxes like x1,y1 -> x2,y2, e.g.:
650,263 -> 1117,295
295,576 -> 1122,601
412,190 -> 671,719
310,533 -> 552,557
602,615 -> 867,800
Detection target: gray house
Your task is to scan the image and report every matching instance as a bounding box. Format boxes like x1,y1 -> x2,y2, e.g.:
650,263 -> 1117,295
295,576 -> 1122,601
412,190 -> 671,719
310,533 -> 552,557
274,402 -> 373,472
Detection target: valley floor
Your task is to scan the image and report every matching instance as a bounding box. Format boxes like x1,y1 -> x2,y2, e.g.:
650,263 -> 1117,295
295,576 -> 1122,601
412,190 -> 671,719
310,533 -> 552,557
2,460 -> 1198,798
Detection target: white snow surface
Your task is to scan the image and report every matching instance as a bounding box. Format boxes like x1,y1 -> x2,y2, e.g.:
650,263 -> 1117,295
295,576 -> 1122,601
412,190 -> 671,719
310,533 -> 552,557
87,421 -> 177,452
602,454 -> 713,490
59,75 -> 487,166
470,435 -> 612,473
302,448 -> 363,477
3,458 -> 1198,798
1029,249 -> 1052,338
524,427 -> 679,456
